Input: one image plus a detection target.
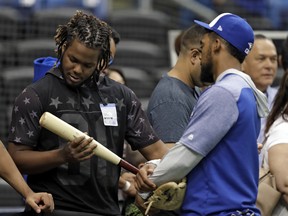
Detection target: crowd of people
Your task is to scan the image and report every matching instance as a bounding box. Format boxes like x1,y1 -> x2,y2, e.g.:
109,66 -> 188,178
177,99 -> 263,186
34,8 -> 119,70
0,7 -> 288,216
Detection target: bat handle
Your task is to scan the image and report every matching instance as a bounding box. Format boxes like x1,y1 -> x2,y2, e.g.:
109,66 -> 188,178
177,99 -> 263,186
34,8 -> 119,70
119,159 -> 139,174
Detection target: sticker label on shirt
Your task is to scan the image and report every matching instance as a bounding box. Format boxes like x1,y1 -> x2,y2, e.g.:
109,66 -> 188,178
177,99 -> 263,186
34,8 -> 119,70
100,103 -> 118,126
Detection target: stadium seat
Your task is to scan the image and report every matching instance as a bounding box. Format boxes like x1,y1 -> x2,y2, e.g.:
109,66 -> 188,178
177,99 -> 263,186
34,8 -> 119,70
8,39 -> 56,66
113,40 -> 169,70
109,9 -> 173,49
31,7 -> 92,38
0,6 -> 21,41
114,66 -> 157,98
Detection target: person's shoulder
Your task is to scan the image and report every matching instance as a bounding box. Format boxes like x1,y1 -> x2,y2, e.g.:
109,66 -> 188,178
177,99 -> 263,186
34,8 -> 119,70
271,115 -> 288,130
214,73 -> 249,95
155,74 -> 175,86
155,75 -> 191,94
203,84 -> 229,97
102,75 -> 138,98
32,72 -> 59,88
201,82 -> 240,105
102,75 -> 126,89
267,85 -> 278,96
150,80 -> 186,107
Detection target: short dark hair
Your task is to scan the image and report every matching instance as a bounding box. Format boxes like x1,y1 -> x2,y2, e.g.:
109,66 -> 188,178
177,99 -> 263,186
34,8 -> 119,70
174,30 -> 184,56
254,34 -> 267,40
111,27 -> 121,45
180,24 -> 206,53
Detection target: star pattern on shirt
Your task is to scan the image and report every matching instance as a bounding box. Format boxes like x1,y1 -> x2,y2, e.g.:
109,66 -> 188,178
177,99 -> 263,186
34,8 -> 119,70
23,97 -> 30,105
67,97 -> 76,108
14,106 -> 19,113
135,130 -> 141,137
128,114 -> 134,120
50,97 -> 62,109
27,131 -> 34,137
14,137 -> 21,142
116,98 -> 125,111
10,82 -> 156,151
148,134 -> 155,140
103,97 -> 109,105
82,96 -> 94,109
30,111 -> 38,118
19,117 -> 25,125
132,100 -> 137,106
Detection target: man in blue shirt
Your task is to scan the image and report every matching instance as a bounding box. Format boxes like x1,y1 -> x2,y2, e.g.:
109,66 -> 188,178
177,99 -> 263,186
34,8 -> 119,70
135,13 -> 268,216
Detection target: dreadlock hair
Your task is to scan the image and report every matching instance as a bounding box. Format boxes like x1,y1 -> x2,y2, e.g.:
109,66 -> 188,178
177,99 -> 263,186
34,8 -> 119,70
264,71 -> 288,136
54,11 -> 111,74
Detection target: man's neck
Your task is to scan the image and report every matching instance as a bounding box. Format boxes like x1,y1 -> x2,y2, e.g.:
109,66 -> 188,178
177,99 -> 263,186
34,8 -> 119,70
168,68 -> 194,88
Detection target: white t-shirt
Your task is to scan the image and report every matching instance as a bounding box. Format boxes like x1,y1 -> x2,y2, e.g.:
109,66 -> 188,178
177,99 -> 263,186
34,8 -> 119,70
262,114 -> 288,215
263,114 -> 288,169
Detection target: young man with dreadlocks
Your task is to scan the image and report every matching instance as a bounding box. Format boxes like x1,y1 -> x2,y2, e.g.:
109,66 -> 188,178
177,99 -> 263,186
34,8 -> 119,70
7,11 -> 168,216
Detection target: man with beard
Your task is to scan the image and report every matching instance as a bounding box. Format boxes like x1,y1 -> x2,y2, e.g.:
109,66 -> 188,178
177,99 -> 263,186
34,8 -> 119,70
7,11 -> 168,216
134,13 -> 269,215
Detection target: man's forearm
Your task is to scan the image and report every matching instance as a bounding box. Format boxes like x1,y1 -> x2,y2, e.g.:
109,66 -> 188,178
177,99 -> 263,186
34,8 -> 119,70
149,143 -> 203,186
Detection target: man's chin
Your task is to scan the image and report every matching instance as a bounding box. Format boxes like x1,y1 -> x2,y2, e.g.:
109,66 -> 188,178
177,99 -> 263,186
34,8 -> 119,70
64,78 -> 83,88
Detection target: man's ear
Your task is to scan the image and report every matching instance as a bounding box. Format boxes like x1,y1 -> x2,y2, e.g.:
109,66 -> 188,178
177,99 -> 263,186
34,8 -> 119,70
278,54 -> 283,68
190,49 -> 201,64
61,42 -> 67,53
213,38 -> 222,52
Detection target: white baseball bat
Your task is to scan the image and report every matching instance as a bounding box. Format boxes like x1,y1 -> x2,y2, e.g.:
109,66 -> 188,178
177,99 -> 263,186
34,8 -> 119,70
39,112 -> 139,174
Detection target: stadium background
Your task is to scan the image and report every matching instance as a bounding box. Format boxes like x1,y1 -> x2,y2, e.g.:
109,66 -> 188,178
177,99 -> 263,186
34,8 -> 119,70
0,0 -> 287,213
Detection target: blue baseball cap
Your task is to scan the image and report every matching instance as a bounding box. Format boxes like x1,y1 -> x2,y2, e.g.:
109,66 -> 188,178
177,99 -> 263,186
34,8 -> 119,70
194,13 -> 254,56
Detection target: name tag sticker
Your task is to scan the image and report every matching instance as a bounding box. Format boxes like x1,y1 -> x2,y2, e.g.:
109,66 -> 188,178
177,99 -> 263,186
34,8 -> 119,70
100,103 -> 118,126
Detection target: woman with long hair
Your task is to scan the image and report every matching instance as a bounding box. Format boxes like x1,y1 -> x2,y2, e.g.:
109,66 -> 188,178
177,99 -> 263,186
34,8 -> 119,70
262,37 -> 288,215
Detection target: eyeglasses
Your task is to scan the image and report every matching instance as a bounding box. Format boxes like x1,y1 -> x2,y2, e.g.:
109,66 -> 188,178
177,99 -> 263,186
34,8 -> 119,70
108,56 -> 114,66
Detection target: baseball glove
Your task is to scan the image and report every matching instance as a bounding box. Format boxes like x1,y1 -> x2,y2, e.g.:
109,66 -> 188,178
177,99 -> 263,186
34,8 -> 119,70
144,177 -> 187,215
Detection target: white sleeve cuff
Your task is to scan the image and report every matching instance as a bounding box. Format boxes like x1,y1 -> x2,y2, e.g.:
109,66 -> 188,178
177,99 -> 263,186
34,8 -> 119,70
145,159 -> 161,167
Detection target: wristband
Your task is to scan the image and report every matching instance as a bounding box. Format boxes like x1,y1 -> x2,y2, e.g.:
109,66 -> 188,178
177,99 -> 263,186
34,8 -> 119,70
122,181 -> 131,192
